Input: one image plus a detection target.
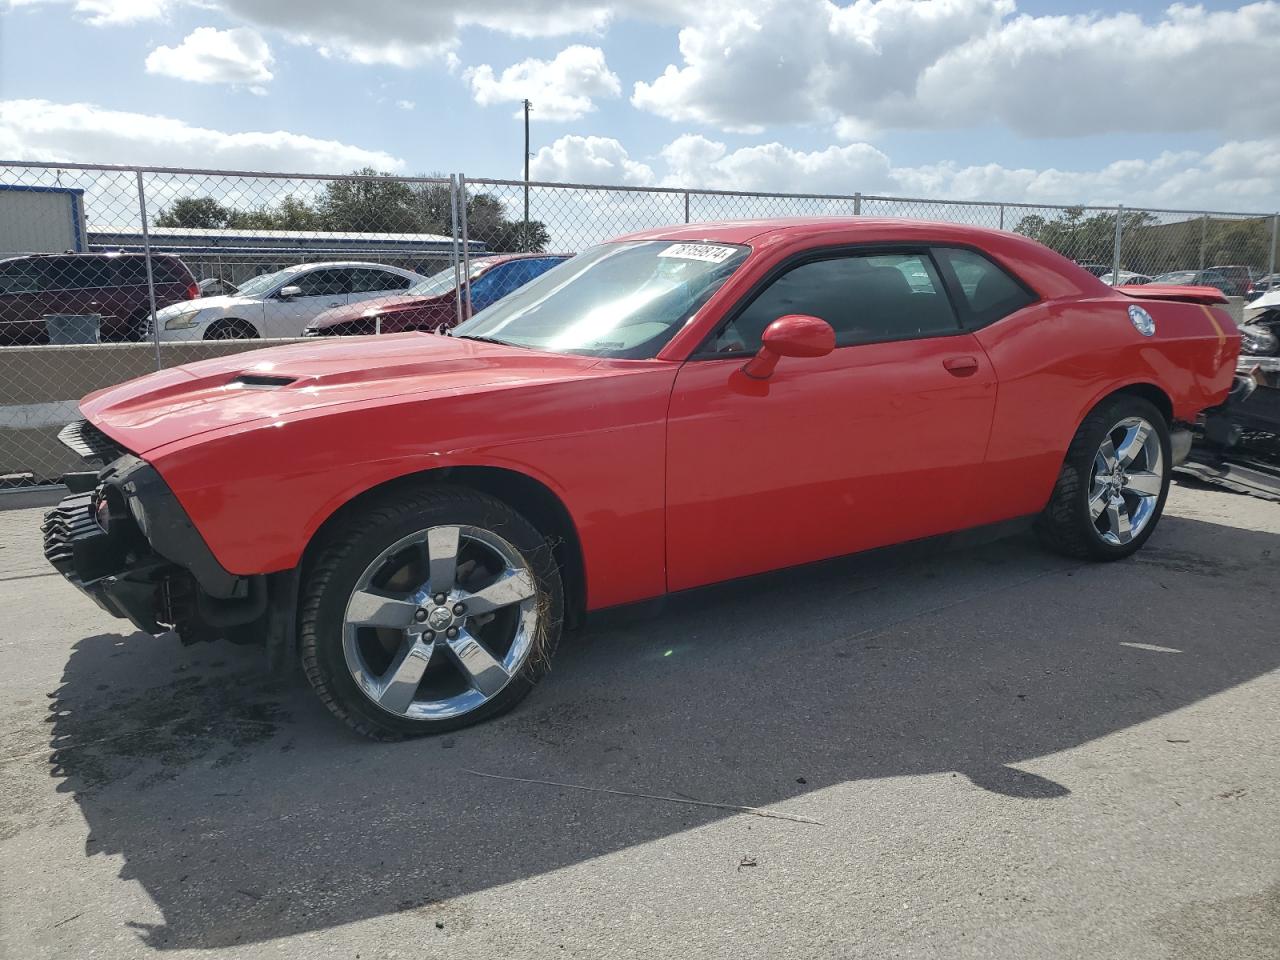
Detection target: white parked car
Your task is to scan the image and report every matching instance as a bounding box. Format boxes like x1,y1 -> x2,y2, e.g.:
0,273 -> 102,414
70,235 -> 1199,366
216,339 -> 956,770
1244,287 -> 1280,324
154,261 -> 427,341
1098,271 -> 1153,286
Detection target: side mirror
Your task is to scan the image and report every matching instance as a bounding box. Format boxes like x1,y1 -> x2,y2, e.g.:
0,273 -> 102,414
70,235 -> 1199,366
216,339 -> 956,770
741,314 -> 835,379
278,285 -> 302,300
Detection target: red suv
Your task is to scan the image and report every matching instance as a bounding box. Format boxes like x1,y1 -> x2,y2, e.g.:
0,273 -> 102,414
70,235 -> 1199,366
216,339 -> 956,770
0,252 -> 199,344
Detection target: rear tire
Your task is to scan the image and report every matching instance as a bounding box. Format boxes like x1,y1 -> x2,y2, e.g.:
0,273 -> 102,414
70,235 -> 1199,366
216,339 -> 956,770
299,485 -> 563,740
1035,395 -> 1171,561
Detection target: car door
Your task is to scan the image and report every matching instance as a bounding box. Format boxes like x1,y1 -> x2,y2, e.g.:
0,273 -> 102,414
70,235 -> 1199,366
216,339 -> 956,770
664,247 -> 998,592
260,267 -> 351,338
34,255 -> 110,339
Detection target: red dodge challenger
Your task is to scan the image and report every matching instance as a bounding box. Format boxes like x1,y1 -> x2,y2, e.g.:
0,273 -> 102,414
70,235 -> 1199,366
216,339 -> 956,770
44,219 -> 1240,739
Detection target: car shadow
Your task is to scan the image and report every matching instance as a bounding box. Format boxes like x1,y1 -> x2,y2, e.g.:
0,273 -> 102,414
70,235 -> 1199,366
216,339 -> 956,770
42,513 -> 1280,950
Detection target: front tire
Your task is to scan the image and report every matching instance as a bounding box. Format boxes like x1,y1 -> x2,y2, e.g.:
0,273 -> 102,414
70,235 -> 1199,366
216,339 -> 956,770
204,318 -> 259,340
299,486 -> 563,740
1035,395 -> 1171,561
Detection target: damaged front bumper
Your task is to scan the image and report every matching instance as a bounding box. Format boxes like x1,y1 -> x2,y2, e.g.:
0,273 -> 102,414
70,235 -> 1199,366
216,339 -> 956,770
42,490 -> 170,632
43,426 -> 268,638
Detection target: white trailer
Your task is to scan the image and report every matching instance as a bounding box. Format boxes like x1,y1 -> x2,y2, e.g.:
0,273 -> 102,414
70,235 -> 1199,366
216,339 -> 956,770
0,185 -> 86,255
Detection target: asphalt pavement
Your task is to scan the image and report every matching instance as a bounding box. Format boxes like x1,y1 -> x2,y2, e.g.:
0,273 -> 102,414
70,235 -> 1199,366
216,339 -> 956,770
1,481 -> 1277,959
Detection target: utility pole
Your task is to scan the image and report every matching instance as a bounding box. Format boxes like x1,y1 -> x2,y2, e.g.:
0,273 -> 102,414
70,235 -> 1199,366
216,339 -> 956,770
522,98 -> 532,250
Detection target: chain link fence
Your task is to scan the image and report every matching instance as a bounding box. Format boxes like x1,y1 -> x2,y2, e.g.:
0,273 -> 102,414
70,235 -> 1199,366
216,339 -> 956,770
2,159 -> 1278,484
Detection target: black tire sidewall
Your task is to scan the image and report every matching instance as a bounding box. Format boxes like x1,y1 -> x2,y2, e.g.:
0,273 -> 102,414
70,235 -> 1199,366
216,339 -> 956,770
304,489 -> 563,738
1071,397 -> 1172,559
204,319 -> 258,340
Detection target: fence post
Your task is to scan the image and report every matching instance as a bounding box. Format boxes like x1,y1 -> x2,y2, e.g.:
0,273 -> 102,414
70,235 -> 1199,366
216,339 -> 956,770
448,174 -> 462,327
1112,204 -> 1124,281
1270,213 -> 1278,280
684,191 -> 690,224
1199,214 -> 1207,271
854,192 -> 862,216
458,173 -> 473,320
135,170 -> 162,371
998,204 -> 1005,231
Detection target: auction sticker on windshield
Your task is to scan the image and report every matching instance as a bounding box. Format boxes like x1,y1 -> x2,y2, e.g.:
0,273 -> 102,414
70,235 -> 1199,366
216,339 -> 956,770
657,243 -> 740,264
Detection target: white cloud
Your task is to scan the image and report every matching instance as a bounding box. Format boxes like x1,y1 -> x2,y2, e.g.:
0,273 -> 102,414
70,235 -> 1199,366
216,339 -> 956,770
0,99 -> 403,172
529,134 -> 656,185
465,45 -> 621,122
73,0 -> 172,22
4,0 -> 172,23
145,27 -> 274,91
395,99 -> 415,111
659,134 -> 893,194
528,132 -> 1280,212
633,0 -> 1280,138
8,0 -> 690,64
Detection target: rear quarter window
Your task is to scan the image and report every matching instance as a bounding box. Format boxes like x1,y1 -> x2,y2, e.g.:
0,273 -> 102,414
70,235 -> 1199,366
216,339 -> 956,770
935,247 -> 1037,329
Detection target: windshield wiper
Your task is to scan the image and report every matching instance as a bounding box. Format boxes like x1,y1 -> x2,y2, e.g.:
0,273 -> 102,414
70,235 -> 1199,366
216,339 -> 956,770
453,333 -> 515,347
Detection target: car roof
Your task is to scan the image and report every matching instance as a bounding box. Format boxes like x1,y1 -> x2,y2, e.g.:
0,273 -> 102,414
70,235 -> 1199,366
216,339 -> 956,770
470,252 -> 573,265
0,251 -> 177,263
617,216 -> 1026,246
280,260 -> 417,271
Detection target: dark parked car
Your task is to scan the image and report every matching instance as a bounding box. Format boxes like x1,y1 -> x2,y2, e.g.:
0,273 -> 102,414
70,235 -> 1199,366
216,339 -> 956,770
0,252 -> 199,344
303,253 -> 570,337
1206,265 -> 1253,297
1246,273 -> 1277,300
1152,268 -> 1239,295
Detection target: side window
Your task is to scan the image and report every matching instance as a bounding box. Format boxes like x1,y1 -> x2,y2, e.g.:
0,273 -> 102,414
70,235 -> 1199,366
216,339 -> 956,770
709,252 -> 959,353
350,268 -> 410,293
291,268 -> 349,297
934,248 -> 1035,329
0,260 -> 40,294
36,257 -> 81,291
112,257 -> 152,286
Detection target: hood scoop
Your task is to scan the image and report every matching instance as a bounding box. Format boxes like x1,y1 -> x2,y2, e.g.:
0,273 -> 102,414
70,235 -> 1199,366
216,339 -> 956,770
231,373 -> 298,389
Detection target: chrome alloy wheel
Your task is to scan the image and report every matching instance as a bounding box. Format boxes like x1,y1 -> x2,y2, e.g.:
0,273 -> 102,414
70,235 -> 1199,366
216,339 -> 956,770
342,525 -> 539,720
1089,416 -> 1164,546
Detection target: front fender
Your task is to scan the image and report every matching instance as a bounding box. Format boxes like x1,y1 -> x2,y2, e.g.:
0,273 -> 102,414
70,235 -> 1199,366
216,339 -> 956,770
143,366 -> 677,611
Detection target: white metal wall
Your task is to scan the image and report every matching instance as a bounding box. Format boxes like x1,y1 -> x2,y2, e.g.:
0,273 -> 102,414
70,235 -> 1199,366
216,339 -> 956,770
0,187 -> 84,254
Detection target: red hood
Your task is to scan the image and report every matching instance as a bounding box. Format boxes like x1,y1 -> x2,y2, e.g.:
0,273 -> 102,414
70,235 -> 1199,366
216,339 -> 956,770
309,294 -> 440,326
81,334 -> 601,454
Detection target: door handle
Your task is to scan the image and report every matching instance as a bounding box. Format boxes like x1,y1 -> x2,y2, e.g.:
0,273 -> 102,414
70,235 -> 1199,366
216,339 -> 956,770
943,355 -> 980,376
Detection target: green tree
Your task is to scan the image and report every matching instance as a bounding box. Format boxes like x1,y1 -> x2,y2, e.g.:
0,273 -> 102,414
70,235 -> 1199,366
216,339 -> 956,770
460,192 -> 551,252
154,196 -> 232,228
150,172 -> 554,251
316,168 -> 421,233
1015,207 -> 1160,271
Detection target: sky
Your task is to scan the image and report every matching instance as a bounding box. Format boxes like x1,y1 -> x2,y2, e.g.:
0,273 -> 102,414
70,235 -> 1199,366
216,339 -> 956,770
0,0 -> 1278,213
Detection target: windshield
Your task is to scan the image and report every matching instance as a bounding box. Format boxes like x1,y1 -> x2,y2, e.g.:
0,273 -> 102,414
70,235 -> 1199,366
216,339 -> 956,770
234,267 -> 297,299
407,259 -> 494,297
453,241 -> 749,358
